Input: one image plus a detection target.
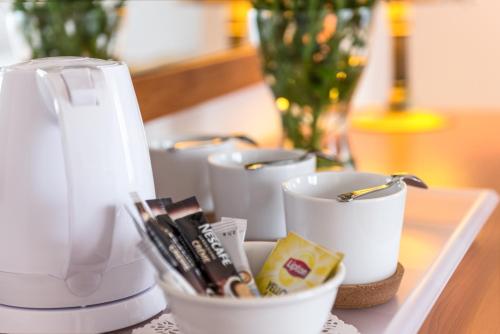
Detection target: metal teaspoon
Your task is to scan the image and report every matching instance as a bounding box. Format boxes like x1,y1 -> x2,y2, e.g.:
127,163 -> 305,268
244,151 -> 339,170
168,134 -> 258,151
336,173 -> 428,202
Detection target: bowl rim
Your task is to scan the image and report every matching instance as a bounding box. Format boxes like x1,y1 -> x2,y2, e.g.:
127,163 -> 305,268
282,171 -> 407,204
160,260 -> 345,308
207,148 -> 315,171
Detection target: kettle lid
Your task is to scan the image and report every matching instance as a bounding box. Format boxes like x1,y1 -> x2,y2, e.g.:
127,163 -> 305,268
4,57 -> 121,72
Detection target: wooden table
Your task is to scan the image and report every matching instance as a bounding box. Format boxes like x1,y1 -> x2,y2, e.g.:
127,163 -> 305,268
118,110 -> 500,334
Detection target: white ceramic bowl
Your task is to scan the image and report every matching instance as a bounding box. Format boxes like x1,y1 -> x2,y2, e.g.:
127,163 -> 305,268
159,241 -> 345,334
149,135 -> 236,211
282,171 -> 407,285
208,149 -> 316,240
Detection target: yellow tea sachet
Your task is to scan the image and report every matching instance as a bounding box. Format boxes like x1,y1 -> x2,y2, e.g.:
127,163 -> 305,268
256,232 -> 343,296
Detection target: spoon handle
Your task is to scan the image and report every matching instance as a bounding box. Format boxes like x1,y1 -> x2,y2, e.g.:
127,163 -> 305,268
336,180 -> 397,202
169,134 -> 257,151
231,134 -> 258,147
170,137 -> 224,151
244,152 -> 311,170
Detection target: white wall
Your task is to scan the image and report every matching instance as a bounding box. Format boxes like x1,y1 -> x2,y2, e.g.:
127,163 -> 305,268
0,3 -> 8,50
0,2 -> 15,65
114,0 -> 229,70
410,0 -> 500,109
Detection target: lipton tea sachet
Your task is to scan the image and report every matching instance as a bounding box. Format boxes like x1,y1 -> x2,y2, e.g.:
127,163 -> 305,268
256,232 -> 343,296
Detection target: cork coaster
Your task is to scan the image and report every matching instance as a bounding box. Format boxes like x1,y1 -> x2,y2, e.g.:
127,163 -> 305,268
334,262 -> 405,309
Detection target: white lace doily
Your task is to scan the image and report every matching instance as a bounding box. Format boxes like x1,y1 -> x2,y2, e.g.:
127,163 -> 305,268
132,312 -> 359,334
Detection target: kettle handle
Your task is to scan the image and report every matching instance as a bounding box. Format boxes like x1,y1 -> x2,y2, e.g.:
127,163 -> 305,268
37,66 -> 126,297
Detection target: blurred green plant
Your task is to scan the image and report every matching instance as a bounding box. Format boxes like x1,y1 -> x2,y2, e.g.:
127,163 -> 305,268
12,0 -> 126,59
252,0 -> 377,166
252,0 -> 377,11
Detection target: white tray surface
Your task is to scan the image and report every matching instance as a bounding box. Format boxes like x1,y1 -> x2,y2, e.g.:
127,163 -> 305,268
334,187 -> 498,334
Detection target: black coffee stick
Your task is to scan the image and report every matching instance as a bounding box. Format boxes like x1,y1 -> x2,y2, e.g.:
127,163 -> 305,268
132,196 -> 212,295
166,197 -> 254,298
146,197 -> 173,216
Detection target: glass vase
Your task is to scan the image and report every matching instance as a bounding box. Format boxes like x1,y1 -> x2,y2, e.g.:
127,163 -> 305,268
254,2 -> 376,168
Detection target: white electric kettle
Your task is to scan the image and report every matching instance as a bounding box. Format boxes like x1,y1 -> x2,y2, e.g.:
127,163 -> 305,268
0,57 -> 166,333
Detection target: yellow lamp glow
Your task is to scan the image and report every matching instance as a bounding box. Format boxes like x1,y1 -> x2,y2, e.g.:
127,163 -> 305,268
352,108 -> 446,133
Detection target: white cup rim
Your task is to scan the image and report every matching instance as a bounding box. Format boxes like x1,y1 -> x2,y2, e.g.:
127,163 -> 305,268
282,171 -> 407,203
208,148 -> 314,171
161,263 -> 345,308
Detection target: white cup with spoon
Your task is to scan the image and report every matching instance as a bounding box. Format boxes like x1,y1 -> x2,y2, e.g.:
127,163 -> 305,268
149,134 -> 256,211
208,148 -> 316,241
282,171 -> 424,284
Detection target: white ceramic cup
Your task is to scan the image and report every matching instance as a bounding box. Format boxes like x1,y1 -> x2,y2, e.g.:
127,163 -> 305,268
149,136 -> 236,211
208,149 -> 316,241
159,241 -> 346,334
282,171 -> 407,285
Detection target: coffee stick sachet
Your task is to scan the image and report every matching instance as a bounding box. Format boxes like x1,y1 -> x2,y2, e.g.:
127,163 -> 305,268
220,217 -> 247,242
146,197 -> 173,216
165,197 -> 254,298
131,194 -> 212,295
212,219 -> 259,296
144,197 -> 196,270
126,205 -> 197,295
